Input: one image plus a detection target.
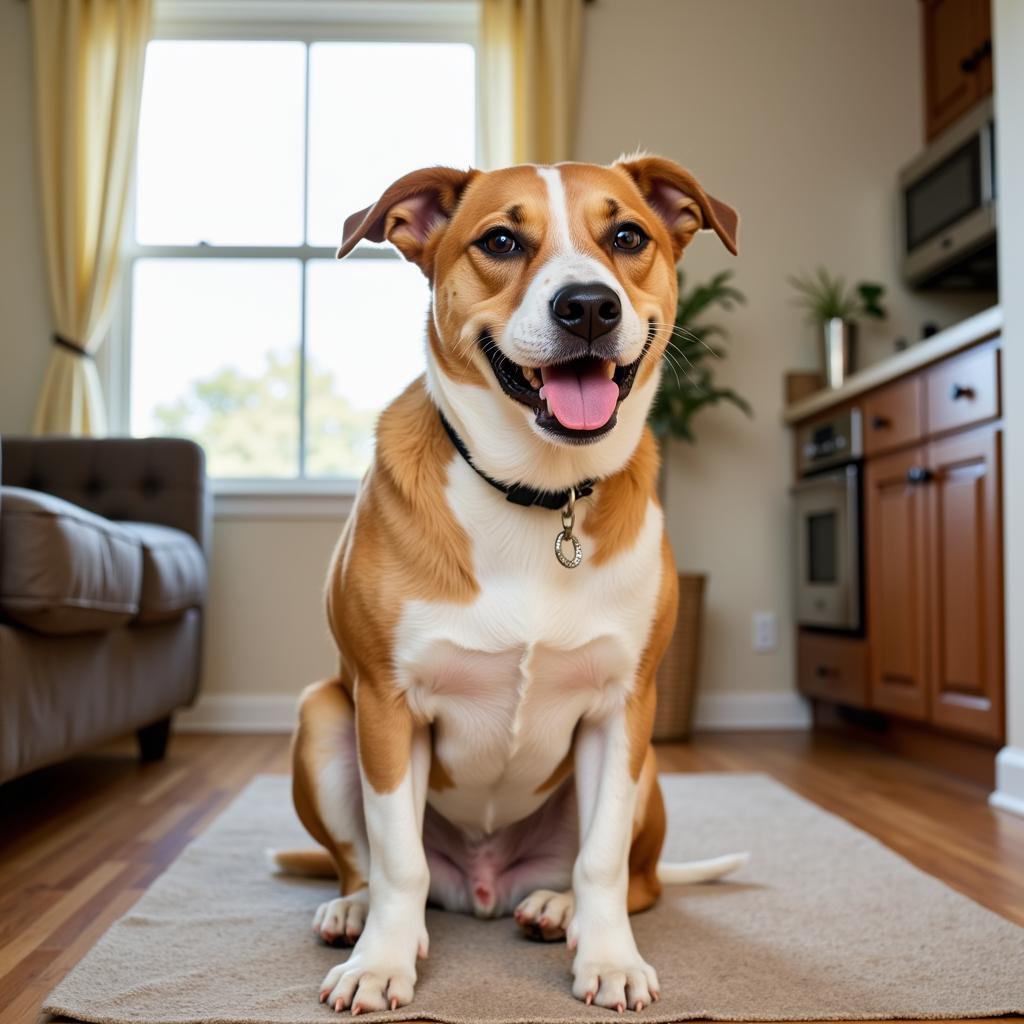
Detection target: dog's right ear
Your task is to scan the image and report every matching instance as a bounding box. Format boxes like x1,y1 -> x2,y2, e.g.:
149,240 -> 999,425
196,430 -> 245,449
337,166 -> 477,274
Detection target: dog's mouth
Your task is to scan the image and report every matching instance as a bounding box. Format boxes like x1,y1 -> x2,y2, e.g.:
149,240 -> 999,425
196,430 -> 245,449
480,323 -> 654,442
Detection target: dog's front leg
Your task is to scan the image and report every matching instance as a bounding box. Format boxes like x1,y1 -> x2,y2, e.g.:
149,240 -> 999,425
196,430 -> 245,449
569,705 -> 658,1012
319,686 -> 430,1015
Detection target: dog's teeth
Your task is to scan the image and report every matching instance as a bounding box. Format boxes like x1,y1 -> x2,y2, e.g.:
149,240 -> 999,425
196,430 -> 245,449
538,386 -> 546,399
604,361 -> 616,379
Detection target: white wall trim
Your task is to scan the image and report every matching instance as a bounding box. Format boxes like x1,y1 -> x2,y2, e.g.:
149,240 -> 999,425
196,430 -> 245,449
694,691 -> 812,731
989,746 -> 1024,818
176,695 -> 299,733
213,480 -> 358,520
176,690 -> 813,734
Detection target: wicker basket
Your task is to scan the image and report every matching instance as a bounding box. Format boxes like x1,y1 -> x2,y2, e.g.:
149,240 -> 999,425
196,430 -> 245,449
653,572 -> 706,741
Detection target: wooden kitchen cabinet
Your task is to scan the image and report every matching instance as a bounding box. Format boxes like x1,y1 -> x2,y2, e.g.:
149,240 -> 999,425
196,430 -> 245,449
923,0 -> 993,141
866,447 -> 931,721
925,425 -> 1004,740
791,327 -> 1005,778
863,376 -> 925,457
798,632 -> 868,707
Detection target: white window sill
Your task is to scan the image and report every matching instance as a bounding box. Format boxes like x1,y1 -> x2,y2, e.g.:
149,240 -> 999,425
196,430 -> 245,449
212,478 -> 360,521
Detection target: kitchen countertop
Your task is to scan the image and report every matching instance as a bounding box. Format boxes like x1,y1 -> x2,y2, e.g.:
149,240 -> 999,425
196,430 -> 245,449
783,305 -> 1003,424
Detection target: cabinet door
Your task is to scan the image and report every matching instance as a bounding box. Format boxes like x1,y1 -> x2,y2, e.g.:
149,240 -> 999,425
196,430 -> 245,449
866,447 -> 930,720
972,0 -> 993,100
923,0 -> 980,140
926,425 -> 1004,740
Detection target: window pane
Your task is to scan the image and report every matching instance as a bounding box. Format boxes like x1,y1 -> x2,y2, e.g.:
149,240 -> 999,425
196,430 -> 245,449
307,43 -> 476,247
136,42 -> 305,245
305,258 -> 430,476
131,259 -> 301,477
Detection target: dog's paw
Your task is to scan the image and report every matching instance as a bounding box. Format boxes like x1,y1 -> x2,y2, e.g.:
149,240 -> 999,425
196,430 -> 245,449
319,955 -> 416,1015
572,954 -> 659,1012
312,890 -> 368,945
514,889 -> 574,941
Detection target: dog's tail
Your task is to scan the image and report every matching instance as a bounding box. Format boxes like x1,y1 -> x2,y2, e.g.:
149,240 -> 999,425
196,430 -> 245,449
656,851 -> 749,884
268,848 -> 336,878
270,847 -> 748,884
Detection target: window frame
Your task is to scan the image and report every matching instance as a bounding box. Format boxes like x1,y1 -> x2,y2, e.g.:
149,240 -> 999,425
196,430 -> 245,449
106,0 -> 479,506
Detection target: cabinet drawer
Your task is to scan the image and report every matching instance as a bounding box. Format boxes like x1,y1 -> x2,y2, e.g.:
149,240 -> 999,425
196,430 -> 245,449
926,344 -> 1000,436
863,377 -> 924,456
797,632 -> 868,707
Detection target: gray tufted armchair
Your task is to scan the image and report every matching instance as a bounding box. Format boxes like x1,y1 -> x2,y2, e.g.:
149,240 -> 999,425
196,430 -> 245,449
0,437 -> 210,784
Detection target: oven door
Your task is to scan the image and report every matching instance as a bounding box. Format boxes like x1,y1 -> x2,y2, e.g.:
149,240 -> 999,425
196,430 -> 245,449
792,464 -> 861,631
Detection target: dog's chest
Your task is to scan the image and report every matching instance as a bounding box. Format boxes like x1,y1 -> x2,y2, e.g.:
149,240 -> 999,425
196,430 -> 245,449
394,460 -> 663,833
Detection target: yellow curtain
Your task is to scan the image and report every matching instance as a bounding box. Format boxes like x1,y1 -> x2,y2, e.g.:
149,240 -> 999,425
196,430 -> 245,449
29,0 -> 152,436
477,0 -> 585,168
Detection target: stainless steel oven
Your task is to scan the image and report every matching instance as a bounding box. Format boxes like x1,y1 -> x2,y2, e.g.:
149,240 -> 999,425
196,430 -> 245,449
792,409 -> 863,632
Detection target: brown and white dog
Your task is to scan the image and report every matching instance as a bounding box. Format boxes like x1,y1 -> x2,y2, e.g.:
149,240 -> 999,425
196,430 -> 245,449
273,156 -> 745,1015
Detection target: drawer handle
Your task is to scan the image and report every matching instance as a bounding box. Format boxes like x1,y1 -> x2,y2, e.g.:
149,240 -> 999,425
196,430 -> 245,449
870,414 -> 891,430
815,664 -> 839,679
906,466 -> 934,485
950,383 -> 975,401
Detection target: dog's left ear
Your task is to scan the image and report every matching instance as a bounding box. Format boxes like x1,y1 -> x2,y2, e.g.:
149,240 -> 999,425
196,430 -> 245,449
615,155 -> 738,259
337,165 -> 477,274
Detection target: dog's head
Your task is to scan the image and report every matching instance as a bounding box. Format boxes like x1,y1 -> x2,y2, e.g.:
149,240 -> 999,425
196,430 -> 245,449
338,157 -> 737,488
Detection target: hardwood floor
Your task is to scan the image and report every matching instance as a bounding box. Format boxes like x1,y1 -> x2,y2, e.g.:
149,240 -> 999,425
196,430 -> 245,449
1,729 -> 1022,1024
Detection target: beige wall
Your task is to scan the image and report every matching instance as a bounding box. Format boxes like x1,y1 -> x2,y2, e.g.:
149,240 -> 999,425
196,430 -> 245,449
0,2 -> 50,434
576,0 -> 992,700
201,518 -> 339,699
0,0 -> 997,717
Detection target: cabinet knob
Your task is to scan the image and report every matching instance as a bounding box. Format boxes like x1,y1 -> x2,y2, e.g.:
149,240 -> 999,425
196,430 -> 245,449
815,665 -> 839,679
906,466 -> 934,485
870,414 -> 890,430
960,54 -> 978,73
950,383 -> 974,401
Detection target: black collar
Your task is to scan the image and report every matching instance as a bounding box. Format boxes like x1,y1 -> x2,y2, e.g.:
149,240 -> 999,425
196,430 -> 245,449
438,412 -> 595,511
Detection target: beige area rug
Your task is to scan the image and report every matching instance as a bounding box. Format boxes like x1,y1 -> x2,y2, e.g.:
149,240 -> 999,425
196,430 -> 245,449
43,773 -> 1024,1024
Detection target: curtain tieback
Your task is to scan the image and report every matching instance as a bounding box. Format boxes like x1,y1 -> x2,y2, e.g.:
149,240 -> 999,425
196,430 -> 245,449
52,333 -> 93,360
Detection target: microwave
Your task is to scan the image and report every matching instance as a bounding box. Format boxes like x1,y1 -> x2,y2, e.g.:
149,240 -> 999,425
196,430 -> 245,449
899,98 -> 997,290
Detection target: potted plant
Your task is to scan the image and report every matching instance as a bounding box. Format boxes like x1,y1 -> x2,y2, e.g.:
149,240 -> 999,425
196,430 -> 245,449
648,269 -> 751,740
788,268 -> 886,389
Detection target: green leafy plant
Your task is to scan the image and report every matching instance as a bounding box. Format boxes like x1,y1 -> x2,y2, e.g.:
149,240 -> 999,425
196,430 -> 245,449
787,268 -> 888,324
648,269 -> 752,443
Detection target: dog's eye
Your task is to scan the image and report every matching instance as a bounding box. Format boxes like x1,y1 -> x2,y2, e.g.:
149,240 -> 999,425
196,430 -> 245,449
613,224 -> 648,252
478,228 -> 521,256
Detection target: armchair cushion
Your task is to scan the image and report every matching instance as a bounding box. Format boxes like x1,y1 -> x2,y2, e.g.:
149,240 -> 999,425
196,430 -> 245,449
119,522 -> 206,624
0,487 -> 142,635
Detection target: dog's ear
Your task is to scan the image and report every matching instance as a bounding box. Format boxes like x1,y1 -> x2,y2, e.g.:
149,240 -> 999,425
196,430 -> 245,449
337,166 -> 477,272
615,155 -> 738,260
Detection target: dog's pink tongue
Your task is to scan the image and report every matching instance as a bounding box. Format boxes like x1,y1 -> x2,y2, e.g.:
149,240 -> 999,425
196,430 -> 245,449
541,361 -> 619,431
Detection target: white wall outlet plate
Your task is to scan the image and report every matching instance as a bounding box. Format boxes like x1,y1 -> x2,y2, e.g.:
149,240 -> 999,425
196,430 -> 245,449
752,611 -> 778,653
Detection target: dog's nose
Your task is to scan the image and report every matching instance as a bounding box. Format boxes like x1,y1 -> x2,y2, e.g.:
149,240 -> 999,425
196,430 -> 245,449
549,283 -> 622,344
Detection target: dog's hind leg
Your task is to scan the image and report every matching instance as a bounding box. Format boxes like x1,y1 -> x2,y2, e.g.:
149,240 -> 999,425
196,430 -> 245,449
287,677 -> 371,945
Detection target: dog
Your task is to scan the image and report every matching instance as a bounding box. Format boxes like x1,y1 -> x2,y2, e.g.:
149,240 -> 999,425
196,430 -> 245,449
272,155 -> 744,1015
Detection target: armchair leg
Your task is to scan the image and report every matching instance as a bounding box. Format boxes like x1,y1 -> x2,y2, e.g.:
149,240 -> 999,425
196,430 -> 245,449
137,716 -> 172,762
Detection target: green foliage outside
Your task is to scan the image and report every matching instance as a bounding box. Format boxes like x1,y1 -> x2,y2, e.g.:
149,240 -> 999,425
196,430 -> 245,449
152,350 -> 377,478
648,269 -> 752,443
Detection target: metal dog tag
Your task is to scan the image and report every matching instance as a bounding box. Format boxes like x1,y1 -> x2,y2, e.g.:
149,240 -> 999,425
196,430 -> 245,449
554,487 -> 583,569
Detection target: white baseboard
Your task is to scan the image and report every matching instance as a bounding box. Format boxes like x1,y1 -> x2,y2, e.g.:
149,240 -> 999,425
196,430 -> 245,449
989,746 -> 1024,818
694,691 -> 812,731
175,695 -> 298,733
176,690 -> 811,734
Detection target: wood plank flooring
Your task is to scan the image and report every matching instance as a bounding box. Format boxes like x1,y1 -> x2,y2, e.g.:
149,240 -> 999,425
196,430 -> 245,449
1,729 -> 1021,1024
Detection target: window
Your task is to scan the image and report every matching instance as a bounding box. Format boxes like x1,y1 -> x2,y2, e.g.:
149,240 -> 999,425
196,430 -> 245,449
126,13 -> 476,481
